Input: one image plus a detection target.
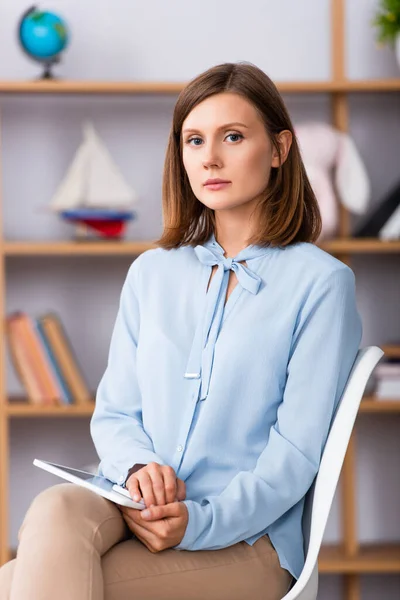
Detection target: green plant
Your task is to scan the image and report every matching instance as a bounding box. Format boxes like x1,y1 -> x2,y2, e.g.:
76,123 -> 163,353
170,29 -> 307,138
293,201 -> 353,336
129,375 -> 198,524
373,0 -> 400,47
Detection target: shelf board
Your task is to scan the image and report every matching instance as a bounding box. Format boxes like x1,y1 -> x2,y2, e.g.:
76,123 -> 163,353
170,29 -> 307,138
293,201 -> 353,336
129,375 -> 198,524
2,401 -> 95,417
0,79 -> 400,95
319,543 -> 400,573
359,398 -> 400,413
2,238 -> 400,257
2,240 -> 157,256
0,80 -> 185,95
343,78 -> 400,92
320,238 -> 400,254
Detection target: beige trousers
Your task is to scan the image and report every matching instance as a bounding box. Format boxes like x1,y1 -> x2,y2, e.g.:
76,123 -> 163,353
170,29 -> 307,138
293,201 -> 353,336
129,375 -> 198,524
0,483 -> 293,600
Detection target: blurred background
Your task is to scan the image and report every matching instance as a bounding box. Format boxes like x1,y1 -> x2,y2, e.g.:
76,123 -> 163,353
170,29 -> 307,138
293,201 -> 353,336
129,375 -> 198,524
0,1 -> 399,599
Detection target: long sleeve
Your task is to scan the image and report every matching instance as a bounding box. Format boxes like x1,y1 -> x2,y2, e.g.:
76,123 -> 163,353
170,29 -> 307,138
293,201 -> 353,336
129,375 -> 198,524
174,266 -> 362,551
90,257 -> 165,485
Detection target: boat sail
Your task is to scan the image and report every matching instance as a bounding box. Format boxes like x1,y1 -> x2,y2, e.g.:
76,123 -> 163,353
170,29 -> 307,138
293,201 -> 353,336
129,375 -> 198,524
49,122 -> 137,238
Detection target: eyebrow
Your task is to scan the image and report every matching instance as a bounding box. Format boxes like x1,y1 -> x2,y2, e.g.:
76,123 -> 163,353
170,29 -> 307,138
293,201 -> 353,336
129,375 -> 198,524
182,122 -> 249,134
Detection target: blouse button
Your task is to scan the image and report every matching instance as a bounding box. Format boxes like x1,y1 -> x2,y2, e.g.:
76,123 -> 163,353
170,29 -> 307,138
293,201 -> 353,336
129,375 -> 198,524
177,445 -> 183,452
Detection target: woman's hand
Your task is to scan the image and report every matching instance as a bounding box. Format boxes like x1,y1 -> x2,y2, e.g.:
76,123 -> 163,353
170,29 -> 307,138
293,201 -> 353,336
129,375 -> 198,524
120,501 -> 189,553
125,463 -> 186,508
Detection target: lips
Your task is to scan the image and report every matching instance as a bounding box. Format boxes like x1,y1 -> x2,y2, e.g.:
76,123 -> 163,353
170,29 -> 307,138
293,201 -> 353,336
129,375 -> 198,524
204,179 -> 231,186
204,181 -> 231,191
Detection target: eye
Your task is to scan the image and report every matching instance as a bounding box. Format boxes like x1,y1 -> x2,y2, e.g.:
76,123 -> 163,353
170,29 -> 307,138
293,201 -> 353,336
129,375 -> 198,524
184,132 -> 244,146
185,137 -> 203,146
225,133 -> 243,143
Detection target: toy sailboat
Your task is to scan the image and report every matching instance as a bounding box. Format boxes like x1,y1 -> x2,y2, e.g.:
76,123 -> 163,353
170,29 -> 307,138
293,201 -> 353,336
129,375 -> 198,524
49,122 -> 137,239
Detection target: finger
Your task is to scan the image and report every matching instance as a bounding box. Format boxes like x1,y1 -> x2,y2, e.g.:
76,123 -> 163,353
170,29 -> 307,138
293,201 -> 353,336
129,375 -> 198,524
141,501 -> 181,521
124,511 -> 162,549
126,477 -> 143,503
123,513 -> 153,542
122,504 -> 165,531
149,468 -> 166,507
124,509 -> 160,535
119,506 -> 140,519
136,472 -> 157,508
176,478 -> 186,501
162,466 -> 178,504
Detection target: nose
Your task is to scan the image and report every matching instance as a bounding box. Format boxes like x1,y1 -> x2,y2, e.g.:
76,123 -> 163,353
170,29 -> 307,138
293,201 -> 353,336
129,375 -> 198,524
202,156 -> 222,169
202,142 -> 222,169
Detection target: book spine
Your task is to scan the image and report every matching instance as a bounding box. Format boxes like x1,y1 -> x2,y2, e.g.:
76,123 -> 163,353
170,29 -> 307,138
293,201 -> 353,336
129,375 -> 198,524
40,313 -> 92,405
5,315 -> 45,404
18,313 -> 61,406
35,319 -> 73,405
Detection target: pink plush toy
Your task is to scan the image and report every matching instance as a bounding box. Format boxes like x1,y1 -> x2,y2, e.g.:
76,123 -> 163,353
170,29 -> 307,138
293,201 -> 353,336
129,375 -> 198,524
295,122 -> 371,239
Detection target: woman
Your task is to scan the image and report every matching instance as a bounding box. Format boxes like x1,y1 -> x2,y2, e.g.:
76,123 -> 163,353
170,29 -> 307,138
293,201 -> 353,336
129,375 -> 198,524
0,61 -> 362,599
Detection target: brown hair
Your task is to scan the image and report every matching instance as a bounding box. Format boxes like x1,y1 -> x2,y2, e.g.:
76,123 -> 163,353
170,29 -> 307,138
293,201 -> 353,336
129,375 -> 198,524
155,61 -> 321,250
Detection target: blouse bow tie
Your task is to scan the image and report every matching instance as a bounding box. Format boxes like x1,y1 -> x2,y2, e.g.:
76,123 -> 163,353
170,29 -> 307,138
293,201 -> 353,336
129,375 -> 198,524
192,245 -> 262,295
184,236 -> 269,401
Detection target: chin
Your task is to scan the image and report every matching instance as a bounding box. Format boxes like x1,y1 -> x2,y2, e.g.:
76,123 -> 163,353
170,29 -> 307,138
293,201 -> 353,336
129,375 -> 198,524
198,194 -> 239,210
201,201 -> 235,211
209,201 -> 247,212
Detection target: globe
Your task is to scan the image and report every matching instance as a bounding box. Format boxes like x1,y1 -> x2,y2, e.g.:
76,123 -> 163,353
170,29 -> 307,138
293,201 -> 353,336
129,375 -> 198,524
18,6 -> 70,79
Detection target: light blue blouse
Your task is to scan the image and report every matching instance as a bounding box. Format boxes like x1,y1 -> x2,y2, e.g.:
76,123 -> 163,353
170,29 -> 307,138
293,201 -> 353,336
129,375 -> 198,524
90,232 -> 362,580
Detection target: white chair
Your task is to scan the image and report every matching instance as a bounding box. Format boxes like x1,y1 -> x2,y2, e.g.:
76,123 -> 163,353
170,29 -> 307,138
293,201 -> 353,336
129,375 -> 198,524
281,345 -> 384,600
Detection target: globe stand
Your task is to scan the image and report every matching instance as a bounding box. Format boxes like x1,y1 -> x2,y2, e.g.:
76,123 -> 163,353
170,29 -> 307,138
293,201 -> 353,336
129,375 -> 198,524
40,56 -> 60,80
41,63 -> 54,80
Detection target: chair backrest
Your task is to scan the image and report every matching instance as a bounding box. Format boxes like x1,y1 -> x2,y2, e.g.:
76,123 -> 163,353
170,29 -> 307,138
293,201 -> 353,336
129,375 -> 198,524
282,346 -> 384,600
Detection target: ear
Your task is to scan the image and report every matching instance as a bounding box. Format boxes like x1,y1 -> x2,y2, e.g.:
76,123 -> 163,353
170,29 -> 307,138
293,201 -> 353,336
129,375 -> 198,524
271,130 -> 292,167
335,133 -> 370,214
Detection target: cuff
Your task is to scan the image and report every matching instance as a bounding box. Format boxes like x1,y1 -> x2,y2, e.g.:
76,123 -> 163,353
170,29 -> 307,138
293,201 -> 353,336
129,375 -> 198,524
173,500 -> 212,551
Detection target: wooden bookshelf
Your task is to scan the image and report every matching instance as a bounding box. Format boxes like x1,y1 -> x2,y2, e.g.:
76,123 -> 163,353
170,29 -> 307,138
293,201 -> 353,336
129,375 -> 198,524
0,79 -> 400,96
359,398 -> 400,413
2,237 -> 400,257
319,543 -> 400,574
2,240 -> 156,256
2,401 -> 95,418
0,2 -> 399,597
320,238 -> 400,254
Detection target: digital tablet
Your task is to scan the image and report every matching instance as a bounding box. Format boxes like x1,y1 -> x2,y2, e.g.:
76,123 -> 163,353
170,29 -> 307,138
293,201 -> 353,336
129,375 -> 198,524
33,459 -> 146,510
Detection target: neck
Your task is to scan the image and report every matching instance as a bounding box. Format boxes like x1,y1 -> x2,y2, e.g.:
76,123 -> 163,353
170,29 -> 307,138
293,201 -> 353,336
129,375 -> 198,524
214,223 -> 256,258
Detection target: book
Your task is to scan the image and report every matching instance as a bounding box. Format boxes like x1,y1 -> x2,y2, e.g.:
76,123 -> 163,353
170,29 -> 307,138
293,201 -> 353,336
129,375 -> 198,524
38,312 -> 92,405
6,312 -> 61,405
35,319 -> 73,404
5,314 -> 44,404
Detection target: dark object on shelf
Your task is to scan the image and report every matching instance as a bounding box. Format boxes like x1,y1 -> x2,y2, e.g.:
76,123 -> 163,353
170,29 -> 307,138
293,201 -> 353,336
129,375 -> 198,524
354,181 -> 400,237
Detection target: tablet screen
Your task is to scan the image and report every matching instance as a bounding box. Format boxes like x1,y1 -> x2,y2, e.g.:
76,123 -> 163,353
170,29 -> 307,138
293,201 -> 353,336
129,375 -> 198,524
46,462 -> 113,491
53,465 -> 97,480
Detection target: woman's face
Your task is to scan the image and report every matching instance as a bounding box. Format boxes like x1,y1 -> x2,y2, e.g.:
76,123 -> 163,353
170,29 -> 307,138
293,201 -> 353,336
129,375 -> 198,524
181,92 -> 290,214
